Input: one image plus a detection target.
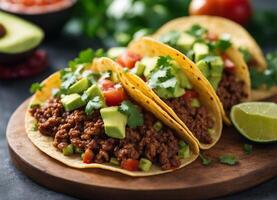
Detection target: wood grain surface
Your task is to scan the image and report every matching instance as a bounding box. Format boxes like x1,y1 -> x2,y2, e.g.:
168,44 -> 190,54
6,98 -> 277,200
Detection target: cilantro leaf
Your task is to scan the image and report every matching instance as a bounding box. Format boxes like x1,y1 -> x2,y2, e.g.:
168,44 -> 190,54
85,96 -> 104,116
250,51 -> 277,89
199,153 -> 212,166
239,47 -> 252,63
186,24 -> 207,38
156,56 -> 172,67
214,34 -> 231,52
68,48 -> 105,71
219,155 -> 237,165
29,82 -> 44,94
119,100 -> 144,128
244,144 -> 253,155
159,31 -> 180,47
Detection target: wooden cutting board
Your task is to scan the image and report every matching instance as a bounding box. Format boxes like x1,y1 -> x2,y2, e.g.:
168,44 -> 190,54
6,98 -> 277,200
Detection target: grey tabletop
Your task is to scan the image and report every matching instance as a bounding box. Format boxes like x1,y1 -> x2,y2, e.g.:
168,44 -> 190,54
1,1 -> 277,198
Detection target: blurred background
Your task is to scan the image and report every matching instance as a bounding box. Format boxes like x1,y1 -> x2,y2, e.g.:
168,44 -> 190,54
0,1 -> 277,200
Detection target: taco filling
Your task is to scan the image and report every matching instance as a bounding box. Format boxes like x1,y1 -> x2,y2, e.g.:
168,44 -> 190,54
156,24 -> 248,113
29,66 -> 190,171
114,52 -> 215,144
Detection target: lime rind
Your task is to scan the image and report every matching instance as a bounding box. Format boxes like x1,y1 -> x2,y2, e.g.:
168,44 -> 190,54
231,102 -> 277,143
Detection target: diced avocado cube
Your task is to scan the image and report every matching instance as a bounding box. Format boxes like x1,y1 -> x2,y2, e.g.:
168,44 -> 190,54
100,106 -> 127,139
173,85 -> 185,97
208,128 -> 214,135
178,146 -> 190,159
107,47 -> 126,59
177,73 -> 192,89
193,43 -> 209,62
210,56 -> 224,76
197,60 -> 210,78
110,157 -> 120,166
68,78 -> 89,94
177,32 -> 196,51
142,57 -> 159,78
63,144 -> 74,156
139,158 -> 152,172
61,94 -> 85,112
190,98 -> 201,108
131,62 -> 145,76
85,84 -> 104,99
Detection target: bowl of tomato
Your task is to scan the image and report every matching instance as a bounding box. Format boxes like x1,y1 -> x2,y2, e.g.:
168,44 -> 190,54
0,0 -> 77,37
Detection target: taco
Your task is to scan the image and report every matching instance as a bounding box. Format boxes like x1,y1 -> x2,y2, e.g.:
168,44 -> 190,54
25,54 -> 199,177
112,37 -> 223,149
149,17 -> 251,117
152,15 -> 276,101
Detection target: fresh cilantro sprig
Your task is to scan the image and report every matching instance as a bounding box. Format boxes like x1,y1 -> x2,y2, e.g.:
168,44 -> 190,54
119,100 -> 144,128
186,24 -> 207,38
244,144 -> 253,155
29,82 -> 44,94
68,48 -> 105,71
85,96 -> 104,116
250,51 -> 277,89
199,153 -> 212,166
219,155 -> 238,166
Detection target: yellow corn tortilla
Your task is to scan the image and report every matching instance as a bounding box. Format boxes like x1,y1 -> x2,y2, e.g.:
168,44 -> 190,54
152,15 -> 266,70
125,37 -> 223,149
25,58 -> 199,177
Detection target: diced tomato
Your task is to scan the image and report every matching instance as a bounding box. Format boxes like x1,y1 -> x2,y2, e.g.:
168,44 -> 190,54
99,79 -> 115,91
117,51 -> 141,69
206,32 -> 218,42
183,90 -> 199,101
121,159 -> 139,171
222,54 -> 236,73
103,87 -> 126,106
83,149 -> 94,164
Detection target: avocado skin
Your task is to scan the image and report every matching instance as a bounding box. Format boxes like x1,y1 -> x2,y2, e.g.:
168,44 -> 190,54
0,48 -> 35,65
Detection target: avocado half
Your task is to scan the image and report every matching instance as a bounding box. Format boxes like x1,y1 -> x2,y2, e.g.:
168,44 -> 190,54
0,11 -> 44,64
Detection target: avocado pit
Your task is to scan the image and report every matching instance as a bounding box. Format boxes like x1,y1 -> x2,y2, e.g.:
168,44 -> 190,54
0,23 -> 6,38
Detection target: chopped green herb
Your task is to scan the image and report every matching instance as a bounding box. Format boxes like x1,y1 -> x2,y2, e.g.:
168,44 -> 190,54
239,47 -> 252,63
85,96 -> 104,115
178,140 -> 187,148
52,88 -> 61,97
250,51 -> 277,89
110,157 -> 120,166
29,82 -> 44,94
186,24 -> 207,38
75,147 -> 84,154
219,155 -> 237,165
153,121 -> 163,132
159,31 -> 180,47
214,34 -> 231,51
68,48 -> 105,71
199,153 -> 212,166
244,144 -> 253,155
119,100 -> 144,128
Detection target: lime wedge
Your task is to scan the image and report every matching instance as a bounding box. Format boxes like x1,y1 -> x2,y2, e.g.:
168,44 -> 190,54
231,102 -> 277,142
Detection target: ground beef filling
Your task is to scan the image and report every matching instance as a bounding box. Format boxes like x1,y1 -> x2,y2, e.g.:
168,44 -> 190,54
30,98 -> 181,170
217,71 -> 248,114
164,97 -> 214,144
